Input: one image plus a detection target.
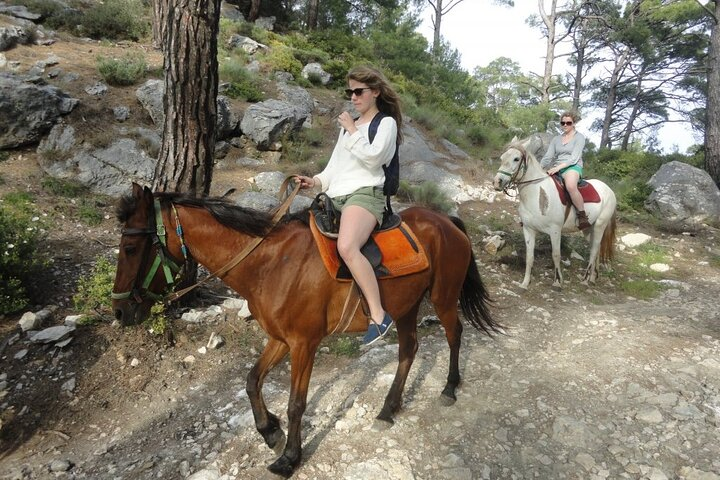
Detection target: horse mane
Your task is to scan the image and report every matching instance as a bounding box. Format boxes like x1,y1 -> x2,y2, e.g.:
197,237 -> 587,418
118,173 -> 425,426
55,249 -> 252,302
116,194 -> 137,224
157,192 -> 280,237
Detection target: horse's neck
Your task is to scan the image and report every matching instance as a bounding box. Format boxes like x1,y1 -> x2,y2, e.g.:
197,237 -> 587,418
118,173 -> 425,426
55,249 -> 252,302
166,206 -> 261,279
522,154 -> 546,179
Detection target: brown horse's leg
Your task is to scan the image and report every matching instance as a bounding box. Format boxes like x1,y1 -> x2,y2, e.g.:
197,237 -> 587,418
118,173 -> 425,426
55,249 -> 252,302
247,338 -> 289,450
376,306 -> 420,425
268,341 -> 318,478
435,304 -> 463,405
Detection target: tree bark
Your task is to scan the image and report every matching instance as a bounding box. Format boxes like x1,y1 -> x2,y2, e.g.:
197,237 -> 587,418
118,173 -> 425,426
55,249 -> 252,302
307,0 -> 319,30
153,0 -> 221,196
600,49 -> 630,148
705,2 -> 720,186
539,0 -> 558,104
621,70 -> 645,151
248,0 -> 261,22
432,0 -> 443,58
151,0 -> 169,51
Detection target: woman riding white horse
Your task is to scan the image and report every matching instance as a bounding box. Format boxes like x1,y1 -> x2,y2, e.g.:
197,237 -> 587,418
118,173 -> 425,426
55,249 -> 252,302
493,138 -> 617,290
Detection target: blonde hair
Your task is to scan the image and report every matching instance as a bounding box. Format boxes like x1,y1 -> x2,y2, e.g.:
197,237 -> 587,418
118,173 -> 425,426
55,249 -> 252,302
347,66 -> 403,144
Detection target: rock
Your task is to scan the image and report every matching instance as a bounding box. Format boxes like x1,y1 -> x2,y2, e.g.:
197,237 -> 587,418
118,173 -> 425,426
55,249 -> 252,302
621,233 -> 651,248
48,459 -> 73,472
29,325 -> 75,343
0,72 -> 78,148
113,106 -> 130,122
18,312 -> 41,332
301,62 -> 332,85
84,82 -> 108,96
207,332 -> 225,350
484,235 -> 505,255
646,161 -> 720,225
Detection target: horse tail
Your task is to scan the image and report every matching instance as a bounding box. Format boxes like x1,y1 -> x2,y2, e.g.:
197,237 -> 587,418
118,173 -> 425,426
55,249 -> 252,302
599,212 -> 616,264
449,216 -> 502,335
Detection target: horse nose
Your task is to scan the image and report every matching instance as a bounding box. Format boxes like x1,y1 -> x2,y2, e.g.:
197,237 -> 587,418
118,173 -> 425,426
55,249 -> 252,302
492,176 -> 503,191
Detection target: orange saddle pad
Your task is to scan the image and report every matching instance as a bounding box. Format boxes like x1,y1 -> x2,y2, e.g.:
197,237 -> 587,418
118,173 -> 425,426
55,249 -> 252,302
309,212 -> 429,281
551,175 -> 601,205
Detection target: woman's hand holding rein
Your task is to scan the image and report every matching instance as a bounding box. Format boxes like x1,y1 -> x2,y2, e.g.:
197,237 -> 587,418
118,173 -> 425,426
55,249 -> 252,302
294,175 -> 316,189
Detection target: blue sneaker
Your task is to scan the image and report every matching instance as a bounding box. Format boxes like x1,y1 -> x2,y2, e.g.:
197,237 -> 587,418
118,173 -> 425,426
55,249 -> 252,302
363,313 -> 393,346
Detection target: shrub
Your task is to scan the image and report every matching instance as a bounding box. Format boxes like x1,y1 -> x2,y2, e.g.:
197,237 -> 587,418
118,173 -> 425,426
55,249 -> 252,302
73,256 -> 116,320
97,54 -> 147,86
0,203 -> 47,315
219,56 -> 264,102
81,0 -> 149,41
397,181 -> 454,214
41,177 -> 88,197
263,43 -> 303,79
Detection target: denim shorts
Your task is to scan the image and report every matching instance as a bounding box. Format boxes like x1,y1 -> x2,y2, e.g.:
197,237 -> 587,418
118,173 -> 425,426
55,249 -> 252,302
331,186 -> 386,225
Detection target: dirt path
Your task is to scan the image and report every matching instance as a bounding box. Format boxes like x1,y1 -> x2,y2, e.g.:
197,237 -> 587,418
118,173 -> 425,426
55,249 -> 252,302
2,234 -> 719,480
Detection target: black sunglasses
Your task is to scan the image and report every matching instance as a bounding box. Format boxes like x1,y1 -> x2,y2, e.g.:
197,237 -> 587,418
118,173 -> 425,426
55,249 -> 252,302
344,87 -> 371,98
560,121 -> 573,126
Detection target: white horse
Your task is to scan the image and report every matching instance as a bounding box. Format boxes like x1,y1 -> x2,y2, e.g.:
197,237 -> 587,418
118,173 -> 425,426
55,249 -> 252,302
492,140 -> 617,290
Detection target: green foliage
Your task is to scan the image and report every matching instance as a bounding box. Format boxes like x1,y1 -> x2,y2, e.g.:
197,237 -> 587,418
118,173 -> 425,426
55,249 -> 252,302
219,56 -> 264,102
78,200 -> 104,226
0,151 -> 9,162
97,54 -> 147,86
281,127 -> 324,164
73,256 -> 115,319
145,303 -> 170,335
0,200 -> 47,315
81,0 -> 149,41
397,181 -> 454,214
263,43 -> 304,79
41,177 -> 88,197
324,335 -> 360,356
619,279 -> 666,299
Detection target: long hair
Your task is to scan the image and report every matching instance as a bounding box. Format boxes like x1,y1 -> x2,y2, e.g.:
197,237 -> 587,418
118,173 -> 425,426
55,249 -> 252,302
347,66 -> 403,145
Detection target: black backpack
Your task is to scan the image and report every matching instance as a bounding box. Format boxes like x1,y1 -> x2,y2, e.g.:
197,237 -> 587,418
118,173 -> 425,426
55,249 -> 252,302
368,112 -> 400,213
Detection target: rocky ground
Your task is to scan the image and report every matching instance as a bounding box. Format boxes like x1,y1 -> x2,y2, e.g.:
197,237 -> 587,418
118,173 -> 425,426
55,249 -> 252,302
1,162 -> 719,479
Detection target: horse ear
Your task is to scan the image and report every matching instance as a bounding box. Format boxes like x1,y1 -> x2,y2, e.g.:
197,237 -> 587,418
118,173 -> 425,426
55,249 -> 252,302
132,182 -> 143,198
511,136 -> 519,143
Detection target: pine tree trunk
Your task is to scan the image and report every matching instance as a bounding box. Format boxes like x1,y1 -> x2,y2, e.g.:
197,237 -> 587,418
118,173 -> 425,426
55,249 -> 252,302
705,7 -> 720,186
432,0 -> 443,59
307,0 -> 319,30
248,0 -> 261,22
152,0 -> 220,196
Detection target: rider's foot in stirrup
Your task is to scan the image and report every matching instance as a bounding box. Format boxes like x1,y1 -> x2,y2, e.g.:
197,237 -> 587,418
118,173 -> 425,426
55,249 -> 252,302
363,313 -> 393,346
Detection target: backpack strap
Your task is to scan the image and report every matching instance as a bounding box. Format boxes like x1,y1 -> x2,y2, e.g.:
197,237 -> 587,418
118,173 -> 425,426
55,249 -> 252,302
368,112 -> 396,215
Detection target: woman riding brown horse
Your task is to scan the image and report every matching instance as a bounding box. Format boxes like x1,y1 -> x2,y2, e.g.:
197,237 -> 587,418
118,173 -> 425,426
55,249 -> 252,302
112,183 -> 499,477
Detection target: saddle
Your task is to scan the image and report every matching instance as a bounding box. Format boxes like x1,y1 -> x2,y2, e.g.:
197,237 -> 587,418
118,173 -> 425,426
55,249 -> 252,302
308,194 -> 429,281
551,174 -> 601,205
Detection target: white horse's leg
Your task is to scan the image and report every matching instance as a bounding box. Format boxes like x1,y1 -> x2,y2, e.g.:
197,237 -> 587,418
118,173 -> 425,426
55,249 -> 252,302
549,230 -> 563,289
520,227 -> 536,290
582,222 -> 604,285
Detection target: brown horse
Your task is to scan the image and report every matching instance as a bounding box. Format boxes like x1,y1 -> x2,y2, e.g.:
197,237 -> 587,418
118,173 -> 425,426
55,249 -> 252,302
112,183 -> 499,477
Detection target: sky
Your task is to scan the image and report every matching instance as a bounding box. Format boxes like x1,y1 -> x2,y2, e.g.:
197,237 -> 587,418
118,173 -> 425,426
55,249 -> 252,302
417,0 -> 701,153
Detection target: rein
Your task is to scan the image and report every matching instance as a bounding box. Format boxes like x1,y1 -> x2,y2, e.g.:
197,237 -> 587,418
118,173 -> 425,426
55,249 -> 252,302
117,177 -> 300,305
498,147 -> 549,196
166,177 -> 301,302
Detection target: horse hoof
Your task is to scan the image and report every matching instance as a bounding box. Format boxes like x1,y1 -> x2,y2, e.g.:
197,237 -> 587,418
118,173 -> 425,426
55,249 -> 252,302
439,393 -> 456,406
267,455 -> 298,478
372,418 -> 394,431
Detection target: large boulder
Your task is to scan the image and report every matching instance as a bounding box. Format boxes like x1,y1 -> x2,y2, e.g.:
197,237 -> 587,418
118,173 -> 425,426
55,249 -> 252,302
645,161 -> 720,225
0,73 -> 78,148
240,99 -> 309,150
0,14 -> 34,51
41,138 -> 155,197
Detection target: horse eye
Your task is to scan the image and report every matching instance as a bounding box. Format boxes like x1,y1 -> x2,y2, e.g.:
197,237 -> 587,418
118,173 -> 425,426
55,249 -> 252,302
123,245 -> 137,255
514,157 -> 520,162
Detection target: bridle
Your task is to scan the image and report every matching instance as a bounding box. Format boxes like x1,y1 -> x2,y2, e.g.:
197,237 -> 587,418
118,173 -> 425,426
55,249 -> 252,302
496,145 -> 548,195
112,178 -> 301,305
111,198 -> 184,304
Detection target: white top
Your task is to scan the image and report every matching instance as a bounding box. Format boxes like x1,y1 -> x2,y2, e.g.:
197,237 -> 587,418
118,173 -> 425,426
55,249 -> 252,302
315,116 -> 397,198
